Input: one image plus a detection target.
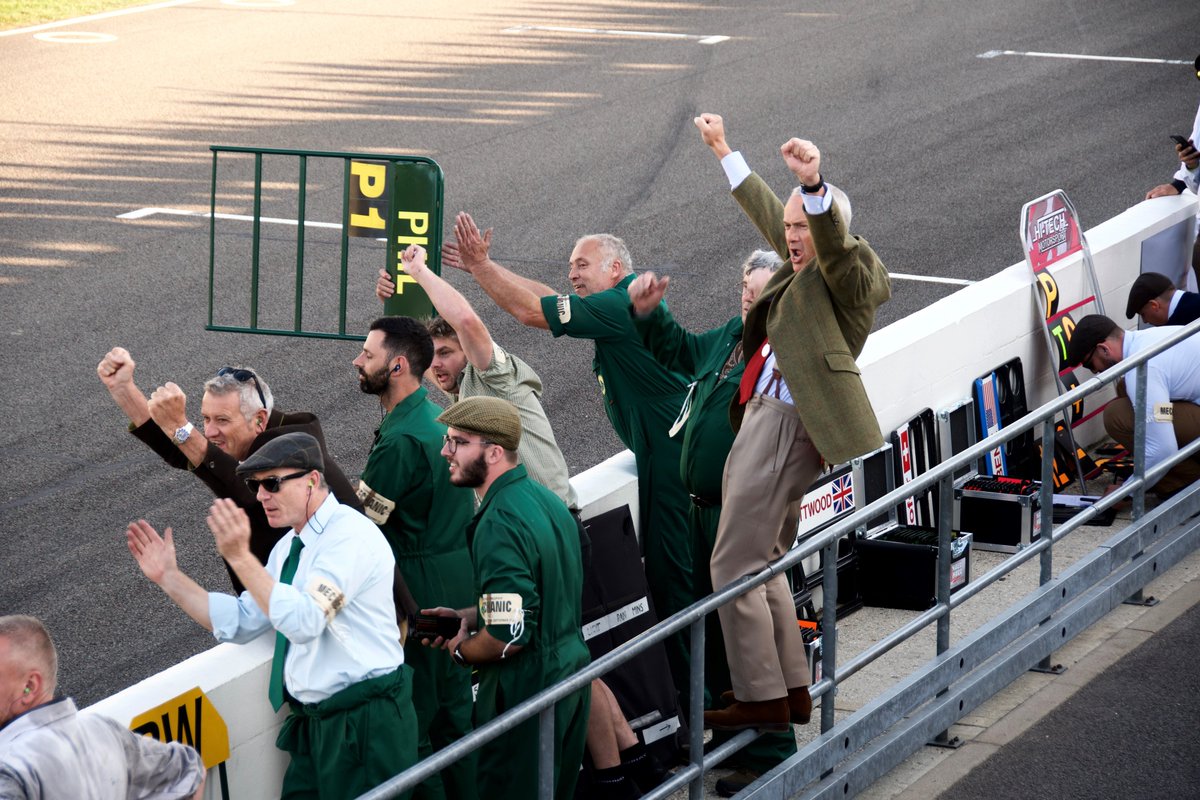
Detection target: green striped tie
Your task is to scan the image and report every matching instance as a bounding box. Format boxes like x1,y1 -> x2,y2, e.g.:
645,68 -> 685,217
268,536 -> 306,711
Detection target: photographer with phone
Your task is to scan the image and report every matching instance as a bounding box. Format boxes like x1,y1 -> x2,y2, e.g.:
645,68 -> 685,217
1144,55 -> 1200,283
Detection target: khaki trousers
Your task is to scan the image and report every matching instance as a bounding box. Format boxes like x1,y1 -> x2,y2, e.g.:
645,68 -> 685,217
1104,396 -> 1200,495
710,394 -> 820,701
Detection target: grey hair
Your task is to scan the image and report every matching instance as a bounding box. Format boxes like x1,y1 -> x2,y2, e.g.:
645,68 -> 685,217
0,615 -> 57,693
203,367 -> 275,419
791,183 -> 853,229
742,249 -> 784,277
578,234 -> 634,276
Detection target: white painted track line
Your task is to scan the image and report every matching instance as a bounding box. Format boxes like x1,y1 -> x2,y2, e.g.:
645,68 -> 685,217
888,272 -> 974,286
120,208 -> 970,282
118,207 -> 344,229
978,49 -> 1191,66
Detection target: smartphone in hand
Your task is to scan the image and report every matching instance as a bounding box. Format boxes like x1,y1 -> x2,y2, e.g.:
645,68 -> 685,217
1171,134 -> 1193,147
413,613 -> 463,639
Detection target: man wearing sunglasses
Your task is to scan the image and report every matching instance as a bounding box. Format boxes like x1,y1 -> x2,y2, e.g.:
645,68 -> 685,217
353,316 -> 478,800
96,349 -> 361,593
125,432 -> 417,800
423,397 -> 590,800
1067,314 -> 1200,497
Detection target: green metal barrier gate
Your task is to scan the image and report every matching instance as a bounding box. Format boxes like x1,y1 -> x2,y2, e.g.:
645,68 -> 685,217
206,145 -> 444,340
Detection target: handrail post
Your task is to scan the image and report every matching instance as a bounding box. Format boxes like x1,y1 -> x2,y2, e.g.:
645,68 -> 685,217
1033,417 -> 1065,672
929,473 -> 960,747
688,617 -> 705,800
1124,360 -> 1159,606
538,706 -> 554,799
819,538 -> 837,733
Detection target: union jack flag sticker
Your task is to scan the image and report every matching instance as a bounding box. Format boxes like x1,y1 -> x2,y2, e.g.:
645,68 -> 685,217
831,474 -> 855,514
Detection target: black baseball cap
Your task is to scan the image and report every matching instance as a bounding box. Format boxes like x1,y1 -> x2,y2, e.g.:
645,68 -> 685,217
1066,315 -> 1120,368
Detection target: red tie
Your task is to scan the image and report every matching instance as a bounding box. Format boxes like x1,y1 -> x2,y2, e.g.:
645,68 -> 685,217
738,341 -> 772,404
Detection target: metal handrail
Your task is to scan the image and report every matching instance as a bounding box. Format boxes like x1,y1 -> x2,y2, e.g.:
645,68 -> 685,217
358,316 -> 1200,800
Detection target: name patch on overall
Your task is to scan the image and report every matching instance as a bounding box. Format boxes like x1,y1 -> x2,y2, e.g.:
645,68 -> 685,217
479,593 -> 523,626
356,480 -> 396,524
1153,403 -> 1174,422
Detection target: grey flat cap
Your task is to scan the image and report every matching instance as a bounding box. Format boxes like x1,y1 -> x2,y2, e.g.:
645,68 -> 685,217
235,431 -> 324,475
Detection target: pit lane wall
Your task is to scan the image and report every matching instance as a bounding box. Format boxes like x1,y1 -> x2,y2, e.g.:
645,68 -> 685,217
83,194 -> 1199,799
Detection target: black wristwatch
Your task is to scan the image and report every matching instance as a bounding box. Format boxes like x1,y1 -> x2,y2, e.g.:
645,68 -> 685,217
452,641 -> 468,667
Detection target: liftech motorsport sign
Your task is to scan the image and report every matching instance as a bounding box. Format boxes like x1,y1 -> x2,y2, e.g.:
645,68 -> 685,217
1023,193 -> 1082,271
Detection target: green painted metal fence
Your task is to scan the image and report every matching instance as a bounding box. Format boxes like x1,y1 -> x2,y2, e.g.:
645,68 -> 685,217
206,145 -> 443,340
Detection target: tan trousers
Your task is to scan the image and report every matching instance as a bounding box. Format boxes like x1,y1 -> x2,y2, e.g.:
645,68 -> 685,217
1104,396 -> 1200,495
710,394 -> 820,701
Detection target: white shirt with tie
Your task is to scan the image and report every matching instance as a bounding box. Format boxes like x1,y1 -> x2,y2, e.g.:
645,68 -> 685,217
208,493 -> 404,704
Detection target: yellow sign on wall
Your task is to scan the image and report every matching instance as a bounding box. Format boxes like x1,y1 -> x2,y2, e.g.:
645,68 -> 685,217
130,686 -> 230,770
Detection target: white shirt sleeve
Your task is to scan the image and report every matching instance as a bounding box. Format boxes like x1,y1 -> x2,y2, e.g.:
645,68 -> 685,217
1126,363 -> 1179,472
209,590 -> 272,644
720,151 -> 752,190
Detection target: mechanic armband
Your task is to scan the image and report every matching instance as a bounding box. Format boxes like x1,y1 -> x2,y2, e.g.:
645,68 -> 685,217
356,479 -> 396,524
307,578 -> 346,623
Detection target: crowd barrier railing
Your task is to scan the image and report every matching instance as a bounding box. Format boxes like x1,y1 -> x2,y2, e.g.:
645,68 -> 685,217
358,317 -> 1200,800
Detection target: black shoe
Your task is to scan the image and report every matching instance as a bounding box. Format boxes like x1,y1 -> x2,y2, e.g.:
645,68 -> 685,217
715,768 -> 761,797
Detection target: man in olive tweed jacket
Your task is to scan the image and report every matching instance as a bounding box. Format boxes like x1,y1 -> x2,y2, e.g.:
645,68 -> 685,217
696,113 -> 891,731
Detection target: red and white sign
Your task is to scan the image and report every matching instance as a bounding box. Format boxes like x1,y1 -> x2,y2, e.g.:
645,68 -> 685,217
1022,191 -> 1083,272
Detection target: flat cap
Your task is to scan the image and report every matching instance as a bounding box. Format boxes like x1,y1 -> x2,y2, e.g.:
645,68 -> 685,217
1065,314 -> 1120,368
437,397 -> 522,451
235,431 -> 324,475
1125,272 -> 1174,319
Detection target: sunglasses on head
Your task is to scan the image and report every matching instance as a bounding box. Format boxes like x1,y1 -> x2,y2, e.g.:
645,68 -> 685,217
245,471 -> 310,494
217,367 -> 267,409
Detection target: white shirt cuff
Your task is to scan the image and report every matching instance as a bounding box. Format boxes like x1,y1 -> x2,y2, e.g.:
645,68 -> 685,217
721,151 -> 751,190
801,188 -> 833,215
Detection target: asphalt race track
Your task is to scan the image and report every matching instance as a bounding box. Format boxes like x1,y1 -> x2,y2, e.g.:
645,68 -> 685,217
1,0 -> 1198,706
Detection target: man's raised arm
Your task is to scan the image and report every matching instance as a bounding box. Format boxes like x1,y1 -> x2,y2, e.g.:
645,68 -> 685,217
446,212 -> 555,330
377,244 -> 496,370
695,112 -> 789,260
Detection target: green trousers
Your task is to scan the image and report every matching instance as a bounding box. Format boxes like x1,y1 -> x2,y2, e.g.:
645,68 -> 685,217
691,505 -> 797,772
398,550 -> 479,800
475,676 -> 590,800
277,666 -> 418,800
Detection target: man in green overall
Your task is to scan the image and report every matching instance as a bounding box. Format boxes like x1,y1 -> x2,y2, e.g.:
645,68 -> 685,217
629,250 -> 797,795
445,213 -> 695,702
353,316 -> 478,800
423,397 -> 590,800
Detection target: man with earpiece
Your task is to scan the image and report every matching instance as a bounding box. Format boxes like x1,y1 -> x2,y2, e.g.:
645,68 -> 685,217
353,317 -> 479,800
96,352 -> 362,594
0,615 -> 206,799
125,432 -> 419,800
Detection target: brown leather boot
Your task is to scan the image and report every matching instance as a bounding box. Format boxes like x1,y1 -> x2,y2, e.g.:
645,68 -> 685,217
703,697 -> 790,732
788,686 -> 812,724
